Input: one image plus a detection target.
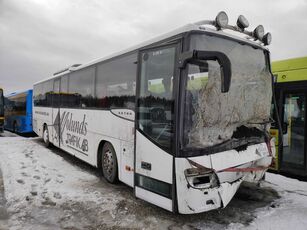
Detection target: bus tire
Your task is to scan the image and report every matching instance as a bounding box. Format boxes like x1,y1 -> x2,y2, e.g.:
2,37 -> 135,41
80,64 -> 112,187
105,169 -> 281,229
101,142 -> 118,183
43,125 -> 50,147
13,121 -> 16,133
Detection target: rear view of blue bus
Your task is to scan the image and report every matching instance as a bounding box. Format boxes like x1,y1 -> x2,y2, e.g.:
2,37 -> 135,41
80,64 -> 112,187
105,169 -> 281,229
4,90 -> 33,134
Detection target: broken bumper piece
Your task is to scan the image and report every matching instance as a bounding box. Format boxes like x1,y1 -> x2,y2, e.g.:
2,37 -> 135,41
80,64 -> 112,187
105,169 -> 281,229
176,143 -> 273,214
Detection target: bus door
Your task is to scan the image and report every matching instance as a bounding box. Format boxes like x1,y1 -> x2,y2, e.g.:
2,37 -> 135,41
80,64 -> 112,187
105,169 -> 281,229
134,44 -> 178,212
281,92 -> 306,174
52,79 -> 61,147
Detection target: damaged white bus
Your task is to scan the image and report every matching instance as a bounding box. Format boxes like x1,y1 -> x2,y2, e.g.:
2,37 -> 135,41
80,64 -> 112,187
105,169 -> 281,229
33,12 -> 275,214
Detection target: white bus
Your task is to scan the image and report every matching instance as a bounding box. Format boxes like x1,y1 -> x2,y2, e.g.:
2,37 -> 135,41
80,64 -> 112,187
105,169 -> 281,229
33,12 -> 275,214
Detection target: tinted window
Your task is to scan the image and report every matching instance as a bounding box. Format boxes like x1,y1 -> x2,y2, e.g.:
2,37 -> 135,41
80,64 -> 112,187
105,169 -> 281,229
33,84 -> 41,106
52,79 -> 61,107
137,46 -> 176,151
60,74 -> 74,107
96,53 -> 137,109
5,93 -> 27,116
34,80 -> 53,106
61,74 -> 69,93
68,67 -> 95,108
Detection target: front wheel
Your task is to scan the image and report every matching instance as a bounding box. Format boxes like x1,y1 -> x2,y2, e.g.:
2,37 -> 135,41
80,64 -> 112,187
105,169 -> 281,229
43,125 -> 50,147
101,143 -> 118,183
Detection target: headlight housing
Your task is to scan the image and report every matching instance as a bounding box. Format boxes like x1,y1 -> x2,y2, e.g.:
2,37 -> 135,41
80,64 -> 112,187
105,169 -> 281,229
184,167 -> 219,189
215,11 -> 229,29
253,25 -> 265,40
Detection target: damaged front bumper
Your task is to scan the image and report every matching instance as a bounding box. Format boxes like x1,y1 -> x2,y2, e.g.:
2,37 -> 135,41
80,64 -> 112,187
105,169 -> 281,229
175,142 -> 273,214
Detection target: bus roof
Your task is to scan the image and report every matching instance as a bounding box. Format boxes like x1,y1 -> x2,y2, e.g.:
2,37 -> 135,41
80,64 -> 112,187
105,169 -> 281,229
272,56 -> 307,83
34,22 -> 268,85
5,89 -> 32,98
272,56 -> 307,72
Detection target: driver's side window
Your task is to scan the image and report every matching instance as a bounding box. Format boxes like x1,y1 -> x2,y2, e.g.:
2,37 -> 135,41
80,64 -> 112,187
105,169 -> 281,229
137,46 -> 176,150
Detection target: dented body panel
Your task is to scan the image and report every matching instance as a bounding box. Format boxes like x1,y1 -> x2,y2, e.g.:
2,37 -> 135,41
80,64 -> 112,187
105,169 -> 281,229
176,143 -> 273,214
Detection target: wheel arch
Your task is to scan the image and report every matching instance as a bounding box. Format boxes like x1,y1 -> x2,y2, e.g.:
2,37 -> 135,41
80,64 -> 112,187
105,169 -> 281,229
96,139 -> 121,180
97,140 -> 107,169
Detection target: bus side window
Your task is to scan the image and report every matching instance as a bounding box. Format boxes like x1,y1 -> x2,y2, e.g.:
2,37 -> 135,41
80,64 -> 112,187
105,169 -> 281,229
68,67 -> 95,108
96,52 -> 137,110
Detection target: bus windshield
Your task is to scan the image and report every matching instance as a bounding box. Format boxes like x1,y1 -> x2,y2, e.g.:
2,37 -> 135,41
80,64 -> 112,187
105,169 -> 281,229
183,34 -> 272,151
0,89 -> 4,117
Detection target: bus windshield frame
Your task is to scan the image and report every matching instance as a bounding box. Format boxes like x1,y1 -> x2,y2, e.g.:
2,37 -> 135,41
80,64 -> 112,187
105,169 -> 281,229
178,32 -> 272,157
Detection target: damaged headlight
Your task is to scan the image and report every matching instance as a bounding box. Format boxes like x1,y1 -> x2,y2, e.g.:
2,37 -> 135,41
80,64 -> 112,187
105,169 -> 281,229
184,167 -> 219,189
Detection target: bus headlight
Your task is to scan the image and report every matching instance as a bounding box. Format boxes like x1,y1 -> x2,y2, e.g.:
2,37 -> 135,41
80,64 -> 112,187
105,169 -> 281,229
215,11 -> 229,29
184,168 -> 219,189
253,25 -> 265,40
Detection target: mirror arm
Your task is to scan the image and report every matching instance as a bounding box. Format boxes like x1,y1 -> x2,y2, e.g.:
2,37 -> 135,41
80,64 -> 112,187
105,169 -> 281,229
178,50 -> 232,93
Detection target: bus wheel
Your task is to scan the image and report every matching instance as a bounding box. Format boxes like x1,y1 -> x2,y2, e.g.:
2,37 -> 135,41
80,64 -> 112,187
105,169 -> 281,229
43,125 -> 50,147
101,143 -> 118,183
13,121 -> 16,133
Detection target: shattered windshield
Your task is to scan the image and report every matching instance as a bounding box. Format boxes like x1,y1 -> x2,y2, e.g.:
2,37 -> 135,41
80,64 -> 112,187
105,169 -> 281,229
183,34 -> 272,150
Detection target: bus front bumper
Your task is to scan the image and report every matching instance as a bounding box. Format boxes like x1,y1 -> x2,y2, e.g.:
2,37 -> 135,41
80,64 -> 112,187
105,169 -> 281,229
175,142 -> 273,214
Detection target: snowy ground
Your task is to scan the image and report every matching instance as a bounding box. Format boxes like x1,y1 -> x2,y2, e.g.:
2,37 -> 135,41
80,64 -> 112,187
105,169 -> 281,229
1,131 -> 307,230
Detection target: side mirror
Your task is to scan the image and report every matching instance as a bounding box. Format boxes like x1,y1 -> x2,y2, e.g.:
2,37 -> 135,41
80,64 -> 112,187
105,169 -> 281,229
179,50 -> 232,93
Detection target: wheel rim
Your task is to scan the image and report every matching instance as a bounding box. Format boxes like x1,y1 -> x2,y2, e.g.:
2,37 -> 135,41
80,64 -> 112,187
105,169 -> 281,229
103,148 -> 114,179
44,128 -> 49,143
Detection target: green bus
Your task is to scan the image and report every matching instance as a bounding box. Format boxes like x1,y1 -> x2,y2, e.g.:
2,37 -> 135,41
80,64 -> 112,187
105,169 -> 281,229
271,56 -> 307,177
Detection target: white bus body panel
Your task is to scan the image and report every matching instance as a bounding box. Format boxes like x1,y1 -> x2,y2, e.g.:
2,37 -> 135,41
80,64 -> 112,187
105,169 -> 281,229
135,131 -> 173,184
134,130 -> 173,211
33,106 -> 135,187
135,186 -> 172,212
33,107 -> 53,137
176,143 -> 272,214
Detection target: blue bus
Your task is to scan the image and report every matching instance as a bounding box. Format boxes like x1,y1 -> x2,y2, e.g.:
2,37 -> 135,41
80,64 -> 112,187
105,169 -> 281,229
4,89 -> 33,134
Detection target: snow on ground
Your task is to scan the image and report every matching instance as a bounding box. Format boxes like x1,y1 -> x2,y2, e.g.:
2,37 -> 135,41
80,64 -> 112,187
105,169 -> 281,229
0,132 -> 307,229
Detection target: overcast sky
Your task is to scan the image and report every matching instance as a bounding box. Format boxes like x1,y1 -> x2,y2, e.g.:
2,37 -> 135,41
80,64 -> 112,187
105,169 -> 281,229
1,0 -> 307,93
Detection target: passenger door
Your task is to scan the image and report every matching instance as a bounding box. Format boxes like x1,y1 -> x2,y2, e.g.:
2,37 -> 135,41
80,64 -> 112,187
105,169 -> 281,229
52,79 -> 61,147
281,92 -> 306,173
134,44 -> 178,212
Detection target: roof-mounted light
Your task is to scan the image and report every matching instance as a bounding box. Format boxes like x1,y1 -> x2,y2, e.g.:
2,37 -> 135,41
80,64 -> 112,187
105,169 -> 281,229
215,11 -> 228,29
262,32 -> 272,46
253,25 -> 264,40
195,12 -> 272,46
236,15 -> 249,30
